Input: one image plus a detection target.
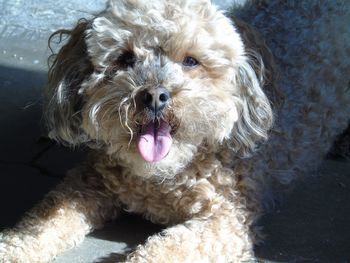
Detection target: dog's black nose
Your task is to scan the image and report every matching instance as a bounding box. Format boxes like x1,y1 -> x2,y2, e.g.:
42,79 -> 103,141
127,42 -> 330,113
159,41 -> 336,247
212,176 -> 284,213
142,86 -> 170,113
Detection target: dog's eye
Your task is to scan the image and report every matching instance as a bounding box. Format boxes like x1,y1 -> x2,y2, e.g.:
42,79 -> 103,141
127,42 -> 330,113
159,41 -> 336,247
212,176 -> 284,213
116,51 -> 136,68
182,56 -> 199,68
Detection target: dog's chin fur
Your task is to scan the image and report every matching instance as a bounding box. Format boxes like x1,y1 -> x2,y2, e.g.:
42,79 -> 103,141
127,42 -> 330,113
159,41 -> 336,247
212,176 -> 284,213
46,0 -> 273,178
109,142 -> 196,178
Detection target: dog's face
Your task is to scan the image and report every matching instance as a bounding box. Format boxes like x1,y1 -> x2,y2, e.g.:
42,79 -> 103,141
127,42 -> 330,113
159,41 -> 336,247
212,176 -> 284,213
46,0 -> 272,178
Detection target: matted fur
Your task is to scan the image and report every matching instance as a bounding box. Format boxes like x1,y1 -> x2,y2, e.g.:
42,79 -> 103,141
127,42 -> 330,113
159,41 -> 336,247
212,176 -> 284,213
0,0 -> 349,262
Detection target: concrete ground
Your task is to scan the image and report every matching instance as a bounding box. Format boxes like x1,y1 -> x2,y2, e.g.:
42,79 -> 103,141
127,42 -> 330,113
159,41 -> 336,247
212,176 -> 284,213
0,0 -> 349,262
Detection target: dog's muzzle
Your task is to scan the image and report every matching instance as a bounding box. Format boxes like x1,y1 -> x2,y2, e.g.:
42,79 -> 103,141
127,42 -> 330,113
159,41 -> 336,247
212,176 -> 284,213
136,86 -> 173,163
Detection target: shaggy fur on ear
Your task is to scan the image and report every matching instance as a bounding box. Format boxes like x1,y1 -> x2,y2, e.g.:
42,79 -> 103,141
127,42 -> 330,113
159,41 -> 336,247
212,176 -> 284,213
45,20 -> 93,145
230,56 -> 274,156
228,18 -> 285,157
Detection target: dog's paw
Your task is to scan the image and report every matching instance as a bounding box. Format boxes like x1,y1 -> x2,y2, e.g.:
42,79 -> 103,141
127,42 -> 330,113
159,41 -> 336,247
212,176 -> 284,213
123,243 -> 179,263
0,231 -> 30,263
0,232 -> 14,263
123,246 -> 154,263
0,232 -> 17,263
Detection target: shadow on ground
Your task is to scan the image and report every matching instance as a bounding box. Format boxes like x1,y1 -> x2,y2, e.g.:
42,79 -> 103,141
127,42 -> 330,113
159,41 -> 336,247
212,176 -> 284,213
0,65 -> 85,227
255,158 -> 350,263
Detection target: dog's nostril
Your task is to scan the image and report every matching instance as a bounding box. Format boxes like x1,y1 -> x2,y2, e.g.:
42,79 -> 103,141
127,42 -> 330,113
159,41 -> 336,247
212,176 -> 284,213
143,92 -> 153,106
159,92 -> 169,103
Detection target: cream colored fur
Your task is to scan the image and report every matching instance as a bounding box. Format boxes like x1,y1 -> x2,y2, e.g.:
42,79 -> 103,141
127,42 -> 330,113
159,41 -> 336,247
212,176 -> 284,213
0,0 -> 349,262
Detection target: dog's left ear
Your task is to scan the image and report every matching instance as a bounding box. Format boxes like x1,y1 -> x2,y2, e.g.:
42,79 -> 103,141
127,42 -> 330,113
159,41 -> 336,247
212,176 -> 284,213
229,20 -> 278,156
45,20 -> 93,146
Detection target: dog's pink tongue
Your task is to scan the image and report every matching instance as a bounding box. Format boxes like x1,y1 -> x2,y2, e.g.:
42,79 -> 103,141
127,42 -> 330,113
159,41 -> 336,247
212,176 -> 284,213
137,120 -> 172,163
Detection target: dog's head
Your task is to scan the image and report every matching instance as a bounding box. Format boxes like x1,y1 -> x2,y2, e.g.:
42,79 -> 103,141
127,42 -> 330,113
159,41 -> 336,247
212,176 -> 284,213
46,0 -> 273,177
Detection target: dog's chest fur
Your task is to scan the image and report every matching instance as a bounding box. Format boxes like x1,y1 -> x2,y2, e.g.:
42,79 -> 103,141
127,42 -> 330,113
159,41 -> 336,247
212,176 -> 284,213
90,150 -> 255,225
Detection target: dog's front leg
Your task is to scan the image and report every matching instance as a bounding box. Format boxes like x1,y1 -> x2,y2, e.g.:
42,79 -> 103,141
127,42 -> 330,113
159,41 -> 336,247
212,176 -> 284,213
125,203 -> 254,263
0,166 -> 118,263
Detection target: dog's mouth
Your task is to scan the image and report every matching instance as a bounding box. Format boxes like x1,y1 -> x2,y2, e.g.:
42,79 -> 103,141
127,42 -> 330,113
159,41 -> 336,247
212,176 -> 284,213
137,119 -> 173,163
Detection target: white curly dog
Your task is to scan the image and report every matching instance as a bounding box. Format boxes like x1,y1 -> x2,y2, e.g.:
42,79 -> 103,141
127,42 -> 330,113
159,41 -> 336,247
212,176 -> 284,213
0,0 -> 349,262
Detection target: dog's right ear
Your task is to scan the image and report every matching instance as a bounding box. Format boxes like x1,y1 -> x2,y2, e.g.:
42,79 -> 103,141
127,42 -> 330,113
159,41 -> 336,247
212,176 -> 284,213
45,20 -> 93,145
228,18 -> 284,157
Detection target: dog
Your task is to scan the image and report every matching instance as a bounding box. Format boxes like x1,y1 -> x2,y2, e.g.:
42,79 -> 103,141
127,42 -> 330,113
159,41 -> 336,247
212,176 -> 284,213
0,0 -> 349,262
